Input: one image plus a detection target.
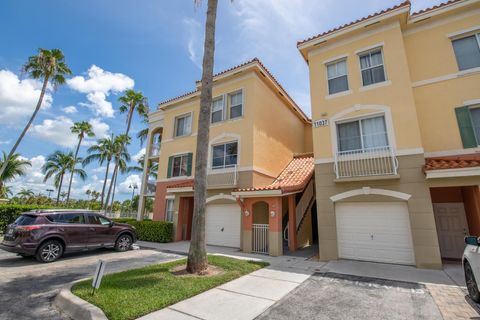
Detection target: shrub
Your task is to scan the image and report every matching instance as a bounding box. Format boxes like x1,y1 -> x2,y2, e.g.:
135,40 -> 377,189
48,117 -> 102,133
0,204 -> 58,233
113,219 -> 173,243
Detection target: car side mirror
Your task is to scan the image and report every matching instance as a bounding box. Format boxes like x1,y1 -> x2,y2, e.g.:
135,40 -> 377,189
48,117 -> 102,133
109,221 -> 114,228
465,236 -> 479,246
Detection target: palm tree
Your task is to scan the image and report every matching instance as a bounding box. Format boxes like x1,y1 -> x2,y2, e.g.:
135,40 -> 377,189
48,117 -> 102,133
187,0 -> 218,273
127,155 -> 158,179
104,135 -> 131,211
66,121 -> 94,203
137,115 -> 150,146
0,48 -> 71,179
17,188 -> 34,199
0,152 -> 32,191
0,185 -> 12,199
42,151 -> 86,204
83,134 -> 116,206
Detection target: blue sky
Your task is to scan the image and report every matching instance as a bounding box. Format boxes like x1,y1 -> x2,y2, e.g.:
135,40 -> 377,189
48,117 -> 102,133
0,0 -> 443,200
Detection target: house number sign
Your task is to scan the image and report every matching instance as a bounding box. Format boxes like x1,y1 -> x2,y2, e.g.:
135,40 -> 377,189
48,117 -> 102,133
313,119 -> 329,128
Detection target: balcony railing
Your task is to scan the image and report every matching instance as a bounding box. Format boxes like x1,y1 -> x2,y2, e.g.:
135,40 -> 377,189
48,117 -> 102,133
334,146 -> 398,179
207,165 -> 238,187
149,143 -> 161,158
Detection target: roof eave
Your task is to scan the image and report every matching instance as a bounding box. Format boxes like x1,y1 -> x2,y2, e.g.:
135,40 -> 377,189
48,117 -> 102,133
409,0 -> 479,23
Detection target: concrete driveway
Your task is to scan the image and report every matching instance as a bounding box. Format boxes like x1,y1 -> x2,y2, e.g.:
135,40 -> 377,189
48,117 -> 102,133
257,272 -> 444,320
0,248 -> 181,320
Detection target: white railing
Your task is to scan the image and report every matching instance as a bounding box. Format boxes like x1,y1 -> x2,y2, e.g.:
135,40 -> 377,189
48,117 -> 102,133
149,143 -> 161,158
207,165 -> 238,187
295,179 -> 314,229
334,146 -> 398,179
252,223 -> 269,254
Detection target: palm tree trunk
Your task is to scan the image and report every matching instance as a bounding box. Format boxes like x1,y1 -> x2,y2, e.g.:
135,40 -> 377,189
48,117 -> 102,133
56,173 -> 64,205
109,170 -> 118,212
66,135 -> 83,203
104,161 -> 118,211
100,160 -> 111,206
187,0 -> 218,274
0,75 -> 50,178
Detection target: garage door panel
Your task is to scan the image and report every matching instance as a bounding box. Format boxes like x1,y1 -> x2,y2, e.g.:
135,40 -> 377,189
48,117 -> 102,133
336,202 -> 415,265
205,204 -> 241,248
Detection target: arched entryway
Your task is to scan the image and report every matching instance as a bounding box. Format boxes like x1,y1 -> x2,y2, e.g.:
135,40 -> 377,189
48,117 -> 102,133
252,201 -> 269,254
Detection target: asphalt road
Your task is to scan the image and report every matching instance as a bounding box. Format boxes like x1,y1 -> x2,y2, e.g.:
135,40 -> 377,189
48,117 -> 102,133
0,247 -> 181,320
256,272 -> 443,320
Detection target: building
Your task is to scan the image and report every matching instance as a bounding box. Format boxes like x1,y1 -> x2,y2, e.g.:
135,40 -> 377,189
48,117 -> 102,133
298,0 -> 480,268
138,59 -> 315,256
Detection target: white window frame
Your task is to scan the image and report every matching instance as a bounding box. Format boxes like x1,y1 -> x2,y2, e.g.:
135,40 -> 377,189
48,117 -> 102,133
174,112 -> 192,138
451,32 -> 480,71
358,47 -> 387,87
326,58 -> 349,95
211,95 -> 225,124
170,153 -> 189,177
336,114 -> 390,153
228,90 -> 243,119
165,199 -> 174,222
211,141 -> 238,170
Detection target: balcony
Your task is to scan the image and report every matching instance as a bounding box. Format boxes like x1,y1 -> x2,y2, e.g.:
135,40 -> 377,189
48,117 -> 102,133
334,146 -> 398,180
145,181 -> 156,196
207,165 -> 238,188
149,143 -> 161,158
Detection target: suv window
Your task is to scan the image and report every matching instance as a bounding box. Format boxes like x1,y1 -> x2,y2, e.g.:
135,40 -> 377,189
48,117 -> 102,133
15,214 -> 38,225
87,214 -> 111,225
47,213 -> 85,224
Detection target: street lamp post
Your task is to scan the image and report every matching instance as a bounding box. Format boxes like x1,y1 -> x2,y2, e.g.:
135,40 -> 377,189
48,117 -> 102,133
46,189 -> 54,199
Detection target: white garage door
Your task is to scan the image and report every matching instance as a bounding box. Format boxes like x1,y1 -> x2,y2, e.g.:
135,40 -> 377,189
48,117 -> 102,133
206,204 -> 241,248
336,202 -> 415,265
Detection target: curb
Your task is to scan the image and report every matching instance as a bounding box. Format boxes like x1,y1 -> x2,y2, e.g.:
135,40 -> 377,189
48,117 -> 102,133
53,279 -> 108,320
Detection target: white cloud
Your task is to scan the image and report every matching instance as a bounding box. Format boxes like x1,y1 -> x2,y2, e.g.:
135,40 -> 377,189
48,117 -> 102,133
118,174 -> 141,194
132,148 -> 146,163
62,105 -> 78,114
183,18 -> 203,69
67,65 -> 134,118
89,118 -> 110,139
29,116 -> 77,147
0,70 -> 53,126
9,155 -> 54,196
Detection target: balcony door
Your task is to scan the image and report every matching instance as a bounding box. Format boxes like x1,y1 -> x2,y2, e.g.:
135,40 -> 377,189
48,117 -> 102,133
337,115 -> 389,153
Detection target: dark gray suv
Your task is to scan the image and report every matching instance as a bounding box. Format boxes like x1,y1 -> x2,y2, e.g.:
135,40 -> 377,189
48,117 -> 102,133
0,210 -> 137,263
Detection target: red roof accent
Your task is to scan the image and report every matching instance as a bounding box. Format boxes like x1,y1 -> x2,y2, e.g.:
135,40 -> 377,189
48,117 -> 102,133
297,1 -> 411,46
166,179 -> 194,189
236,153 -> 314,193
424,154 -> 480,171
411,0 -> 464,16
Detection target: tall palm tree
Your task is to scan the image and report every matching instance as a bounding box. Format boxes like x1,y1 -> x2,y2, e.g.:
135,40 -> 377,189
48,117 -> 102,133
0,48 -> 71,178
137,115 -> 149,146
83,134 -> 116,206
17,188 -> 34,199
127,155 -> 158,180
108,149 -> 130,211
0,152 -> 32,191
104,135 -> 131,211
187,0 -> 218,273
42,151 -> 86,204
66,121 -> 95,203
0,185 -> 12,199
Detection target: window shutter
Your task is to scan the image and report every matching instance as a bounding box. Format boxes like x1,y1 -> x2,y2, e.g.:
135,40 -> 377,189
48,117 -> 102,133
455,107 -> 477,148
186,153 -> 193,176
167,156 -> 173,178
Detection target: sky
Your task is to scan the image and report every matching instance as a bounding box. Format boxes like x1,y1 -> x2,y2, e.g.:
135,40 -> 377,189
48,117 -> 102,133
0,0 -> 444,201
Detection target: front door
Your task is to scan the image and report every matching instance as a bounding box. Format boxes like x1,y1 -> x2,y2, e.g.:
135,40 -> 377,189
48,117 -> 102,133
433,203 -> 469,259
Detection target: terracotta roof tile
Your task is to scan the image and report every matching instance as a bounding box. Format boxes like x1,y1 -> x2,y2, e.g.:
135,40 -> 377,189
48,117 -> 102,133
424,154 -> 480,171
411,0 -> 463,16
166,179 -> 194,189
236,153 -> 314,193
297,1 -> 411,47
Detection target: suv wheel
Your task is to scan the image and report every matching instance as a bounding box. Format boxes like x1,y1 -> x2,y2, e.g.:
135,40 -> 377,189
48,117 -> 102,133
465,261 -> 480,303
36,240 -> 63,263
115,234 -> 132,252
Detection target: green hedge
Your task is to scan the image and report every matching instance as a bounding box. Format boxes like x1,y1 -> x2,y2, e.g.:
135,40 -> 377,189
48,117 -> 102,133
0,204 -> 58,233
113,219 -> 173,243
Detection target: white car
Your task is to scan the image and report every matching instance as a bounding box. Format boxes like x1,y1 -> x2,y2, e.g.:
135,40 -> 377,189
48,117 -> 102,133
463,236 -> 480,302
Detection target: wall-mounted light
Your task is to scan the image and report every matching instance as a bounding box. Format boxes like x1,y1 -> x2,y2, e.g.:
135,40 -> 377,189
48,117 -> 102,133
244,210 -> 250,217
270,211 -> 275,217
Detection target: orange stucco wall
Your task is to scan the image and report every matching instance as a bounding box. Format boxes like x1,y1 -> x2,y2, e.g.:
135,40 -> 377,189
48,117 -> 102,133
462,186 -> 480,237
152,179 -> 191,221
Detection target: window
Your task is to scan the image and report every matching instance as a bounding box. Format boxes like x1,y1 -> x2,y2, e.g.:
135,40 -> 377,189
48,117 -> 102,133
48,213 -> 85,224
327,59 -> 349,94
337,116 -> 389,152
87,214 -> 111,225
452,34 -> 480,71
455,105 -> 480,148
165,199 -> 174,222
15,215 -> 39,225
211,96 -> 224,123
212,142 -> 238,169
174,113 -> 192,137
229,91 -> 243,119
359,49 -> 386,86
171,154 -> 189,177
471,107 -> 480,143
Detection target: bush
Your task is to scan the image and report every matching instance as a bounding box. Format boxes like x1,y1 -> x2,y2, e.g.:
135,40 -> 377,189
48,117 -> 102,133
113,219 -> 173,243
0,204 -> 58,233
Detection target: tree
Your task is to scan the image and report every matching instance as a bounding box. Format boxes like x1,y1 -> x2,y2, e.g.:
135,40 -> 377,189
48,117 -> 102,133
104,134 -> 131,211
83,134 -> 116,206
127,155 -> 158,180
187,0 -> 218,274
66,121 -> 95,203
0,152 -> 32,191
42,151 -> 86,204
137,115 -> 149,146
0,48 -> 71,179
17,188 -> 34,200
0,185 -> 12,199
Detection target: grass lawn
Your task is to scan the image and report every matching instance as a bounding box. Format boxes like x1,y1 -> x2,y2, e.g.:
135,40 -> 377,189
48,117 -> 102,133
72,255 -> 268,320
